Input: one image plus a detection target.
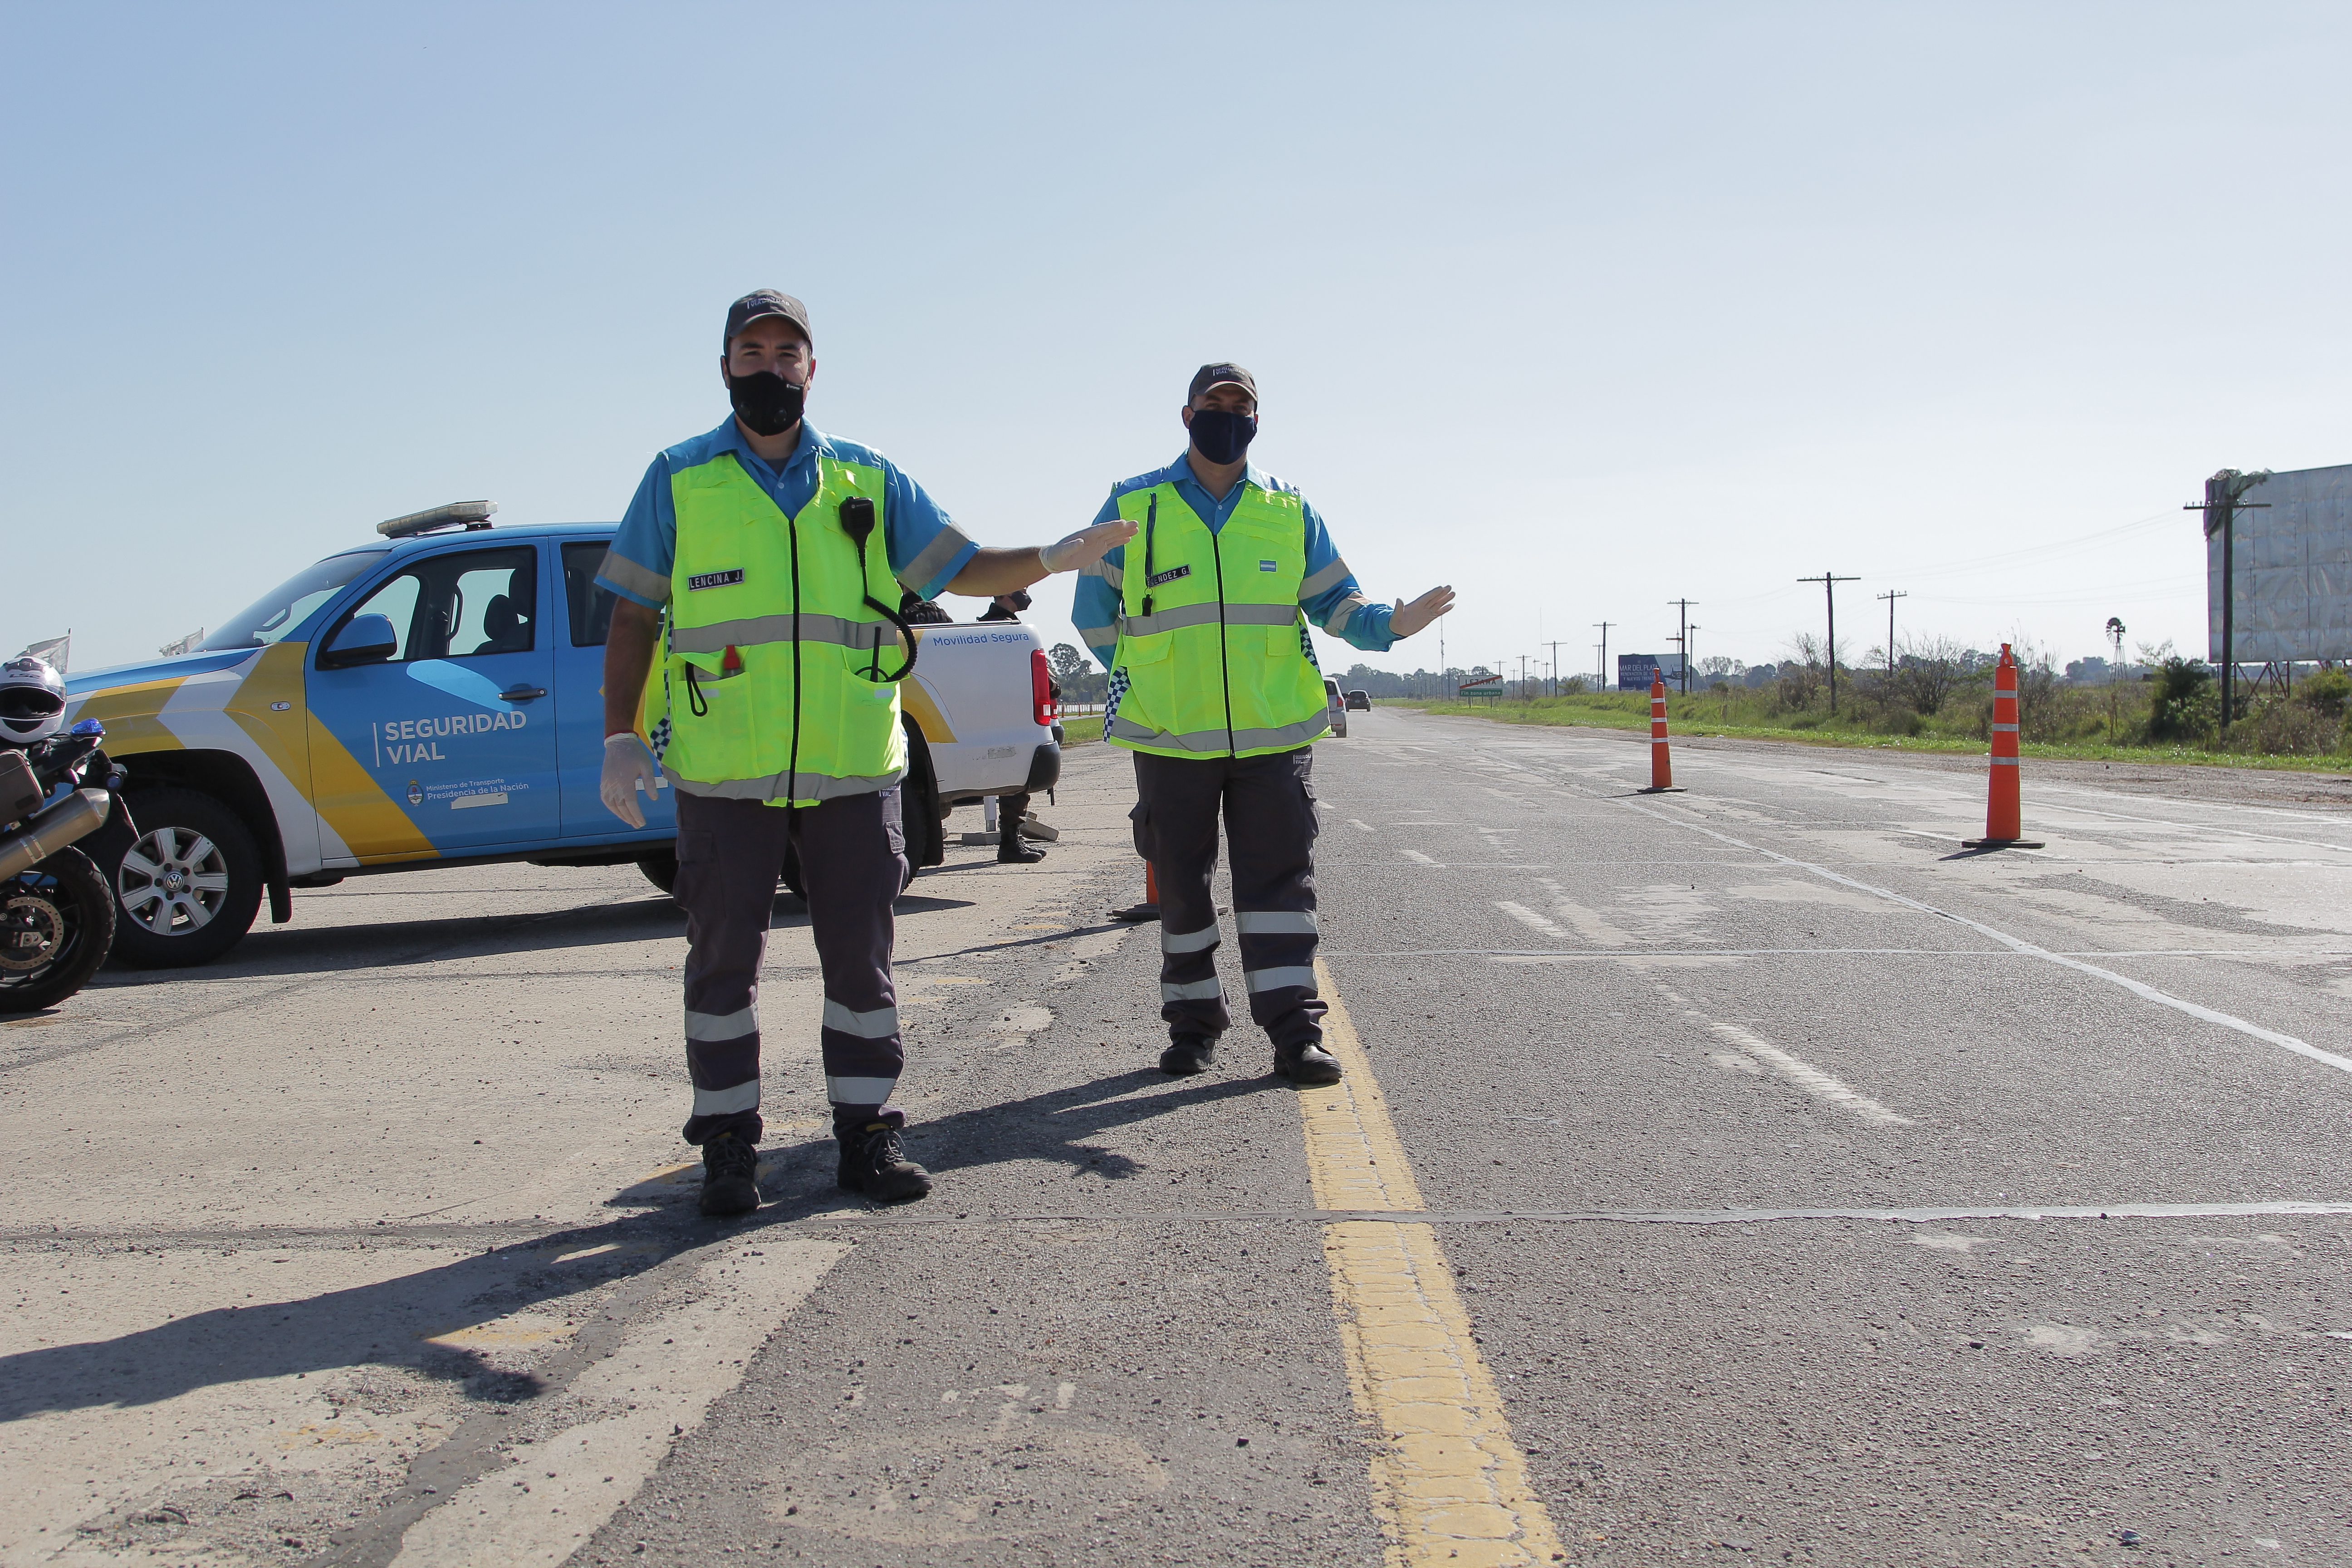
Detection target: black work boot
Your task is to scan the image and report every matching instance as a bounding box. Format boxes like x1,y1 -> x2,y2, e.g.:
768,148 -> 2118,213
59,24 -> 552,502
997,833 -> 1046,864
1274,1038 -> 1343,1086
1159,1033 -> 1217,1076
838,1119 -> 933,1204
699,1132 -> 761,1217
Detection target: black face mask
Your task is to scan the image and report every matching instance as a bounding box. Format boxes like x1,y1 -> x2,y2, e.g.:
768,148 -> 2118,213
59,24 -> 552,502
1188,408 -> 1257,465
727,370 -> 806,437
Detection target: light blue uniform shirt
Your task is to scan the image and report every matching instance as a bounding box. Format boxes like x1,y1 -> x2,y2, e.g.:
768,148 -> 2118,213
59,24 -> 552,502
1070,450 -> 1395,669
596,417 -> 975,609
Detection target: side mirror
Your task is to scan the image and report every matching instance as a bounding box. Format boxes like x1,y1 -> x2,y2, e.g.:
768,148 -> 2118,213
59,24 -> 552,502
319,612 -> 398,669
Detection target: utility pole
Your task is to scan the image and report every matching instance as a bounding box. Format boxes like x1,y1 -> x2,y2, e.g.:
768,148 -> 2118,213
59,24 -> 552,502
1797,572 -> 1860,715
1594,622 -> 1614,691
2189,470 -> 2271,730
1876,590 -> 1907,676
1517,654 -> 1531,697
1542,640 -> 1566,698
1667,599 -> 1696,694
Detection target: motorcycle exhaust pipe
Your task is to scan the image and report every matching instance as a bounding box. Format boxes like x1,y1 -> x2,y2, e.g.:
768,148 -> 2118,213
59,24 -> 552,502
0,789 -> 112,880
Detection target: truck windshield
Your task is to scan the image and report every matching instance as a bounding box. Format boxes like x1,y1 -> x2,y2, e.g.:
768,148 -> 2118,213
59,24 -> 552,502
201,550 -> 387,651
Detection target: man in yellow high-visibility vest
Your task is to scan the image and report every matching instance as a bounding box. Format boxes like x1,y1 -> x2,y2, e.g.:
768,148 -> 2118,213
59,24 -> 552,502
596,290 -> 1131,1215
1072,363 -> 1452,1082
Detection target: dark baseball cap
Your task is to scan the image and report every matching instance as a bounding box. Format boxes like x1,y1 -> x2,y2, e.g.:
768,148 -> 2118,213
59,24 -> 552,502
1186,362 -> 1257,404
723,290 -> 813,351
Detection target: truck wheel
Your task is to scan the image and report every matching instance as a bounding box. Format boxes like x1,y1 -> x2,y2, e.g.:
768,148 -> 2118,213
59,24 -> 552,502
637,850 -> 679,896
0,847 -> 115,1012
107,788 -> 264,968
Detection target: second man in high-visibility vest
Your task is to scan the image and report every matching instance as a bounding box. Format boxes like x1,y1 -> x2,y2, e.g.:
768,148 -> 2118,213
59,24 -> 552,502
596,290 -> 1132,1215
1072,363 -> 1453,1083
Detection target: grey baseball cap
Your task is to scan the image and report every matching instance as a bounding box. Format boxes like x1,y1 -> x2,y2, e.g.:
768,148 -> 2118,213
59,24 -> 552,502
1186,362 -> 1257,403
723,290 -> 812,350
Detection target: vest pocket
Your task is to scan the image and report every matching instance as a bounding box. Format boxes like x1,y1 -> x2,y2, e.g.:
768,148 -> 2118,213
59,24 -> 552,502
1120,632 -> 1173,666
1266,624 -> 1303,657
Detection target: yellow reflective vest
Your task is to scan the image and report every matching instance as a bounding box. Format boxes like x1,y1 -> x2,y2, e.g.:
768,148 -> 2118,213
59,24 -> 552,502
660,448 -> 907,804
1106,479 -> 1330,759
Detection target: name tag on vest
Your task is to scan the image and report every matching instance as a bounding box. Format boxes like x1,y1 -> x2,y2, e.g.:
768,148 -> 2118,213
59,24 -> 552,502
1146,564 -> 1191,588
687,569 -> 745,591
1259,559 -> 1278,571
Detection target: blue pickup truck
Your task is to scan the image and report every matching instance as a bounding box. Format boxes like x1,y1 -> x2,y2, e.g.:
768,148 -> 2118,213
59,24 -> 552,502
62,504 -> 1061,967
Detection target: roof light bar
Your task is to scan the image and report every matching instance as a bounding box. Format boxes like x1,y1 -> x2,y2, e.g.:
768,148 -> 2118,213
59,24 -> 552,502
378,500 -> 498,539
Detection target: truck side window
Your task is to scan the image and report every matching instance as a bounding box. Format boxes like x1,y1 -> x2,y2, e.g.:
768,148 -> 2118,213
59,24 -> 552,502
338,547 -> 538,662
563,542 -> 620,647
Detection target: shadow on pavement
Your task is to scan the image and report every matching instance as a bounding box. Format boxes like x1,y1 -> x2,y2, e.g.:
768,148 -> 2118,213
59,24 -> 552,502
0,1208 -> 733,1418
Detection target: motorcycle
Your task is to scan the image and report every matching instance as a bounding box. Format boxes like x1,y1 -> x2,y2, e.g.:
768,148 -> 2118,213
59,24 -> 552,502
0,717 -> 131,1012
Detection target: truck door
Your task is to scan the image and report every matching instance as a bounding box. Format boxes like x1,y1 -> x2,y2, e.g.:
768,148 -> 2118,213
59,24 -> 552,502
555,539 -> 674,838
307,543 -> 562,858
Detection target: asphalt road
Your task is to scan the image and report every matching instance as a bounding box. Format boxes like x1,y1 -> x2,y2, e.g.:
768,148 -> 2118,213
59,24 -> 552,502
5,708 -> 2351,1567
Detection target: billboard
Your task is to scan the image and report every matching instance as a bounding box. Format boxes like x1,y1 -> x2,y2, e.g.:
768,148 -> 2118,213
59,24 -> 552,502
1617,654 -> 1684,690
2208,462 -> 2352,663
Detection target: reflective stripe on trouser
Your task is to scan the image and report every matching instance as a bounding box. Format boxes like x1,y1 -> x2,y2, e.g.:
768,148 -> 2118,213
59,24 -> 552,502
1130,745 -> 1324,1048
673,786 -> 911,1146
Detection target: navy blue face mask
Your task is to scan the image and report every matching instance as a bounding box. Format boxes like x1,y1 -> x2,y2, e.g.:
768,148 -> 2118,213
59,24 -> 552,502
1187,407 -> 1257,465
727,371 -> 806,437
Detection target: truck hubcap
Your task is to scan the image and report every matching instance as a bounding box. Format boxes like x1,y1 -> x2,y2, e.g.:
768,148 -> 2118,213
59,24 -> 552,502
118,827 -> 230,936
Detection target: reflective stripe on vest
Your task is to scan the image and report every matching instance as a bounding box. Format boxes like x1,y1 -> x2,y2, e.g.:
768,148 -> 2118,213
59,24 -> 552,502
661,449 -> 908,804
1107,481 -> 1330,760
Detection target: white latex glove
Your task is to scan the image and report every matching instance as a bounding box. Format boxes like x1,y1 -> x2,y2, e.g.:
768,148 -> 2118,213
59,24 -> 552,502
1039,519 -> 1139,574
600,731 -> 663,828
1390,585 -> 1456,638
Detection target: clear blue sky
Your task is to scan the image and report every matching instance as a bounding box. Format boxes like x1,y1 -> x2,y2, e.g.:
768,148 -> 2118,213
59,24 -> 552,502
6,2 -> 2346,681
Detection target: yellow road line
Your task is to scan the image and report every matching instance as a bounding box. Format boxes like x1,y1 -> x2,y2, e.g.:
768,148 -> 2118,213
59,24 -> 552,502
1305,959 -> 1565,1568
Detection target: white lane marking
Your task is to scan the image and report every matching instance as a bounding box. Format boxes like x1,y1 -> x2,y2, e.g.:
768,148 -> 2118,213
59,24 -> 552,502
1315,948 -> 2316,960
1400,849 -> 1439,864
1700,1017 -> 1915,1127
1535,877 -> 1636,946
1495,901 -> 1568,939
1616,801 -> 2352,1078
1348,818 -> 1377,833
799,1199 -> 2352,1227
390,1236 -> 848,1568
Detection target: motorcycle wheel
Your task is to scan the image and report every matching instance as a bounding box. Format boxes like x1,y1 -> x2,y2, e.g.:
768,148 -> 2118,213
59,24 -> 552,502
0,845 -> 116,1013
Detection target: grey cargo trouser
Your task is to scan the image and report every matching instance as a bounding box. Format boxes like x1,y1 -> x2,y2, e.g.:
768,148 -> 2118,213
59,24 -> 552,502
1129,746 -> 1324,1049
673,788 -> 910,1147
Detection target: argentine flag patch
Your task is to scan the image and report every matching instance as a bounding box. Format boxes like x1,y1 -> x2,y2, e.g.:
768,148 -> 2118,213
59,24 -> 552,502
1259,559 -> 1278,572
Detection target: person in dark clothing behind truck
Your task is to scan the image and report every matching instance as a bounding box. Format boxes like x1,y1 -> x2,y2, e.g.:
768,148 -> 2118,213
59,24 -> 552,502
974,590 -> 1048,863
1069,362 -> 1452,1082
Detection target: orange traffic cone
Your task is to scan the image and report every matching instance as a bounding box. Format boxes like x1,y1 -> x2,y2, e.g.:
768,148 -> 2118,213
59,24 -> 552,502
1963,643 -> 2044,849
1637,671 -> 1686,793
1111,859 -> 1161,922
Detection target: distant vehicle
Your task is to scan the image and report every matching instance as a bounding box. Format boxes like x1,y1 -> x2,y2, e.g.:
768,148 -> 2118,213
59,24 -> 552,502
62,506 -> 1057,966
1324,677 -> 1348,738
1344,689 -> 1370,711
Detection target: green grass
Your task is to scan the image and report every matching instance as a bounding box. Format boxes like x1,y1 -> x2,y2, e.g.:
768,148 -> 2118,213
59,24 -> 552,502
1383,694 -> 2352,774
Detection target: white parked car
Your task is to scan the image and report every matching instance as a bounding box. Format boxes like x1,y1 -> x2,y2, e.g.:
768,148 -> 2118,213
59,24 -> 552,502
1324,676 -> 1348,738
